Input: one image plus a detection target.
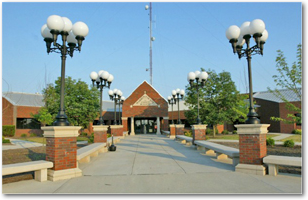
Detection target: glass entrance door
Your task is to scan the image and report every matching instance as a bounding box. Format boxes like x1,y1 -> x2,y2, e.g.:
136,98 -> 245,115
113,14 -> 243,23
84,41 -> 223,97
134,118 -> 156,134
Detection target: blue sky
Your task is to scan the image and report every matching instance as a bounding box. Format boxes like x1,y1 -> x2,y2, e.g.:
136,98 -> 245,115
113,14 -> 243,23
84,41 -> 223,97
1,1 -> 302,100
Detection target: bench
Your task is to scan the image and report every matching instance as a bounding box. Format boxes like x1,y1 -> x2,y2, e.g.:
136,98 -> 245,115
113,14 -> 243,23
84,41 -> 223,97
2,160 -> 53,182
263,155 -> 302,176
77,136 -> 123,164
77,143 -> 107,164
162,130 -> 170,137
194,140 -> 240,166
176,135 -> 193,145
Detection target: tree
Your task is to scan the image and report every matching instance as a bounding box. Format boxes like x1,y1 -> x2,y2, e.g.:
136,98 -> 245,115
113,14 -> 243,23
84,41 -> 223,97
185,69 -> 248,137
268,44 -> 302,125
43,76 -> 100,128
31,107 -> 53,126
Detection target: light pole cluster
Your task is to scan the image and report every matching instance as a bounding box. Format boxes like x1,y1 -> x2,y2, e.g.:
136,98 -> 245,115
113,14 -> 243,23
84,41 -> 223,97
90,70 -> 114,125
170,89 -> 184,124
187,70 -> 208,125
41,15 -> 89,126
167,95 -> 176,124
226,19 -> 268,124
108,89 -> 125,125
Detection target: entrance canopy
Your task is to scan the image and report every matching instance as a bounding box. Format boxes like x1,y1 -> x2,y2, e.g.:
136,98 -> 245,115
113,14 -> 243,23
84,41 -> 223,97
122,81 -> 168,118
122,81 -> 169,135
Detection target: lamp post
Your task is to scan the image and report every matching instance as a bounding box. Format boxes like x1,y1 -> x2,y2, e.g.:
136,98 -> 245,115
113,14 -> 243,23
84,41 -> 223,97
172,89 -> 184,124
226,19 -> 268,124
108,89 -> 123,125
167,96 -> 176,124
41,15 -> 89,126
90,71 -> 114,125
118,96 -> 125,125
187,71 -> 208,125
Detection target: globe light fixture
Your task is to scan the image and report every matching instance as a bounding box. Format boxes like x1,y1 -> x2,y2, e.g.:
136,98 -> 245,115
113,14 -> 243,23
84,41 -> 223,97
187,70 -> 208,124
167,95 -> 176,124
109,89 -> 124,125
41,15 -> 89,126
171,89 -> 184,124
90,70 -> 113,125
226,19 -> 268,124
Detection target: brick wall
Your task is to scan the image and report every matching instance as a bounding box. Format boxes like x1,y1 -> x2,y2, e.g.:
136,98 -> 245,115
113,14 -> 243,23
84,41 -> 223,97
239,134 -> 267,165
162,119 -> 169,131
46,137 -> 77,171
110,126 -> 123,137
255,98 -> 280,132
2,97 -> 14,125
279,101 -> 301,133
94,130 -> 107,143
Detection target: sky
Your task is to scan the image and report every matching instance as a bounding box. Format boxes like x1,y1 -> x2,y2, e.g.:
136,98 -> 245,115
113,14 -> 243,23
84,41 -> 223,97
1,1 -> 303,101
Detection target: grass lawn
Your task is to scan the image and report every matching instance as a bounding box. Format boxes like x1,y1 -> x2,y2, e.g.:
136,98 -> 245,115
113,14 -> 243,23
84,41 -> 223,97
279,135 -> 302,143
18,137 -> 90,144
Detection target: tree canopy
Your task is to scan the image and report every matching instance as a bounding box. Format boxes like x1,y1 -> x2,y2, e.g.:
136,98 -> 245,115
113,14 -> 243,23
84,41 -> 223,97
184,69 -> 248,137
43,76 -> 100,128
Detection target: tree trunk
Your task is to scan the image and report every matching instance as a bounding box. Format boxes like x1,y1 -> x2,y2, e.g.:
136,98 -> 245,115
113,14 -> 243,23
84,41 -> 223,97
213,125 -> 216,138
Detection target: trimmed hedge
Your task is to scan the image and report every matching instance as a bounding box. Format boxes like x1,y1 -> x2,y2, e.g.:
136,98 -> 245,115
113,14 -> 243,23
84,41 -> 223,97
266,138 -> 275,147
2,125 -> 15,137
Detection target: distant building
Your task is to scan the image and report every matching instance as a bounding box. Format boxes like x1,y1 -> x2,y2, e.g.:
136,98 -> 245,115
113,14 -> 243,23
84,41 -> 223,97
253,88 -> 301,133
2,86 -> 301,137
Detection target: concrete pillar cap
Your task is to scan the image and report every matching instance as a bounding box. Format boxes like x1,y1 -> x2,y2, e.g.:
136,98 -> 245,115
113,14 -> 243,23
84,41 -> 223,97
42,126 -> 81,138
235,124 -> 270,135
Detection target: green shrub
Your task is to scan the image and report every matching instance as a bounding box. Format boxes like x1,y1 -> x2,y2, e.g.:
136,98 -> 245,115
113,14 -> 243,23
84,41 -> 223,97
2,136 -> 10,144
29,133 -> 37,137
184,131 -> 192,137
292,129 -> 302,135
232,130 -> 237,134
206,129 -> 213,135
2,125 -> 15,137
266,138 -> 275,147
283,139 -> 295,148
80,132 -> 88,137
21,134 -> 27,138
88,133 -> 94,143
221,130 -> 228,135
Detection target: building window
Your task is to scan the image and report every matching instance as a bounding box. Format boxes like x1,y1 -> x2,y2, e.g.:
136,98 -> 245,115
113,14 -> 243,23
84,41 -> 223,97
16,118 -> 41,129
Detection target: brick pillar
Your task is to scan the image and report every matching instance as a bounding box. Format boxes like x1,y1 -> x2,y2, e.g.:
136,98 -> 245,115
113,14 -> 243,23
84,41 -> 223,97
110,125 -> 123,138
122,117 -> 128,132
192,124 -> 207,144
93,125 -> 108,143
169,124 -> 176,139
162,117 -> 169,131
175,124 -> 185,136
235,124 -> 270,176
42,126 -> 82,181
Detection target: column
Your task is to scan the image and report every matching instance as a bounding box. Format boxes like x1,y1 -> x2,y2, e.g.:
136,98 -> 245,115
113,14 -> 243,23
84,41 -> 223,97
130,117 -> 135,136
42,126 -> 82,182
93,125 -> 108,143
156,117 -> 161,135
235,124 -> 270,176
121,117 -> 128,137
162,117 -> 169,131
169,124 -> 176,139
192,124 -> 207,145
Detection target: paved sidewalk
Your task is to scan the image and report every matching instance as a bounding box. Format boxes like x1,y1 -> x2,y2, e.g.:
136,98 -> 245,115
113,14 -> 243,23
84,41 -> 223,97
2,138 -> 44,150
2,135 -> 301,194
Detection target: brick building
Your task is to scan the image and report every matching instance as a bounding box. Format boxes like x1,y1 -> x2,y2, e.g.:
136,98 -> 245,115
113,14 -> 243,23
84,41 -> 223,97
122,81 -> 169,134
2,86 -> 300,137
253,89 -> 301,133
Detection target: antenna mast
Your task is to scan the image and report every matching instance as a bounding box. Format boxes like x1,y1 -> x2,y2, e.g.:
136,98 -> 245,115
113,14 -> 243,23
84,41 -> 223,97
146,3 -> 154,85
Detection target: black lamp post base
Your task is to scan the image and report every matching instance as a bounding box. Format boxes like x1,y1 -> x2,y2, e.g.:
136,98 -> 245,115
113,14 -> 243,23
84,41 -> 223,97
53,112 -> 70,126
53,118 -> 70,126
245,117 -> 260,124
109,145 -> 116,151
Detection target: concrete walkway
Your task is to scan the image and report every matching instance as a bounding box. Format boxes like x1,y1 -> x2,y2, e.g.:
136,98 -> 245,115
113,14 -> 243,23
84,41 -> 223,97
2,135 -> 301,194
2,138 -> 44,150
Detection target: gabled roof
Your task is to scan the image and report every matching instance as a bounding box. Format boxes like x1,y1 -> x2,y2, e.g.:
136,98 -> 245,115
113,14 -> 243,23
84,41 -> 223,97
2,92 -> 44,107
168,100 -> 190,111
126,80 -> 168,103
253,88 -> 301,103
